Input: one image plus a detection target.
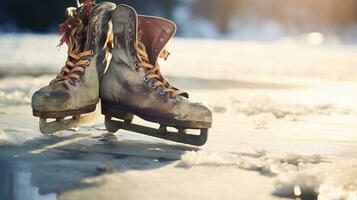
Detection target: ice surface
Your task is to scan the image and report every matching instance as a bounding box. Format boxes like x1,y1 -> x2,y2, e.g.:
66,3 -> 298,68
0,34 -> 357,200
0,128 -> 39,145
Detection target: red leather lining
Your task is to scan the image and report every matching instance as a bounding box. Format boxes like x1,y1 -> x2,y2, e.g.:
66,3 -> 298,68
138,16 -> 176,65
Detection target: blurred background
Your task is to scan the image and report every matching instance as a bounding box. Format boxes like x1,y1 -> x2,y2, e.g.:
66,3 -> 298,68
0,2 -> 357,200
0,0 -> 357,43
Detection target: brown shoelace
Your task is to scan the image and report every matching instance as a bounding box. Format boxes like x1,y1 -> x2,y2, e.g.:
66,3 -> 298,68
135,44 -> 184,97
50,50 -> 93,85
53,1 -> 95,86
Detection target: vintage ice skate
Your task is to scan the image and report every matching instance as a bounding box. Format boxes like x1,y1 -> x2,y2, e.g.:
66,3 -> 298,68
100,5 -> 212,146
31,1 -> 116,134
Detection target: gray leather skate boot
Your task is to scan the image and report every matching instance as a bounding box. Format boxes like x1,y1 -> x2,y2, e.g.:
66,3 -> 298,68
31,1 -> 116,134
100,5 -> 212,146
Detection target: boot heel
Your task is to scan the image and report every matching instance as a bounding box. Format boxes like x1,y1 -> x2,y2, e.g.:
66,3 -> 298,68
101,100 -> 133,121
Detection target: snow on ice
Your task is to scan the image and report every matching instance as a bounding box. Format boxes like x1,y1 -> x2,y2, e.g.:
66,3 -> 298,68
0,34 -> 357,200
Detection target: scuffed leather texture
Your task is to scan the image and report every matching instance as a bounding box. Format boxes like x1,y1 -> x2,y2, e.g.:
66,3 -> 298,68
100,4 -> 212,125
32,2 -> 116,112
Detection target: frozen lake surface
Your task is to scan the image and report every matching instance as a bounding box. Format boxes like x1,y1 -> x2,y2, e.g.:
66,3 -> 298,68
0,34 -> 357,200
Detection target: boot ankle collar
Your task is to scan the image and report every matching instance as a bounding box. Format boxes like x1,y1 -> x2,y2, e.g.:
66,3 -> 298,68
138,15 -> 176,65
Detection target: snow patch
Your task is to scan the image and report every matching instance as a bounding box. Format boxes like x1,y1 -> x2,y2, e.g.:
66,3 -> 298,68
274,172 -> 357,200
318,184 -> 357,200
250,113 -> 277,129
181,149 -> 356,200
180,146 -> 325,176
0,90 -> 32,105
0,76 -> 51,106
230,96 -> 352,119
274,171 -> 322,199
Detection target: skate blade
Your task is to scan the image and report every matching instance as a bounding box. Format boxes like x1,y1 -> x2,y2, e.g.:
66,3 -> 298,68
105,116 -> 208,146
39,112 -> 97,134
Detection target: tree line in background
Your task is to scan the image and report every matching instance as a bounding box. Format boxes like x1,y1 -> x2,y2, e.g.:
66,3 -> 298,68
0,0 -> 179,32
0,0 -> 356,35
194,0 -> 357,34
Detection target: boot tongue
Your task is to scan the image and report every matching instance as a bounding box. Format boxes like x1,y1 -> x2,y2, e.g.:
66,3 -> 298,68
138,16 -> 176,65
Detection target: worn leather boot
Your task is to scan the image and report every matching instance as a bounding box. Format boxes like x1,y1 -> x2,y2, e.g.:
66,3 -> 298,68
32,1 -> 116,134
100,4 -> 212,146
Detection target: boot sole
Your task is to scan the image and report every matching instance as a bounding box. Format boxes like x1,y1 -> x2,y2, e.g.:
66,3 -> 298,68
33,104 -> 97,118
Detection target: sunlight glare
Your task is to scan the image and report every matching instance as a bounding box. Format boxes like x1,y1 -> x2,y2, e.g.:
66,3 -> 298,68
306,32 -> 325,45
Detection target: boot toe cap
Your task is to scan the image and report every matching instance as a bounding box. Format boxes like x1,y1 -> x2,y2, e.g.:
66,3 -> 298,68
189,103 -> 212,123
176,101 -> 212,126
31,86 -> 71,112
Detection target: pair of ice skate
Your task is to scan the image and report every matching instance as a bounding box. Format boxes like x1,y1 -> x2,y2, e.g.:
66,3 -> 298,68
31,2 -> 212,146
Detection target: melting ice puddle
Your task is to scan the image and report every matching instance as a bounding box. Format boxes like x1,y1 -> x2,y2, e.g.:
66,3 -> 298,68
0,161 -> 57,200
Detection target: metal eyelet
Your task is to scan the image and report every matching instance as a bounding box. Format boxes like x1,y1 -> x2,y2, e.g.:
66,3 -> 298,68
85,60 -> 90,65
143,76 -> 149,82
129,26 -> 133,32
159,90 -> 165,95
90,50 -> 94,55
